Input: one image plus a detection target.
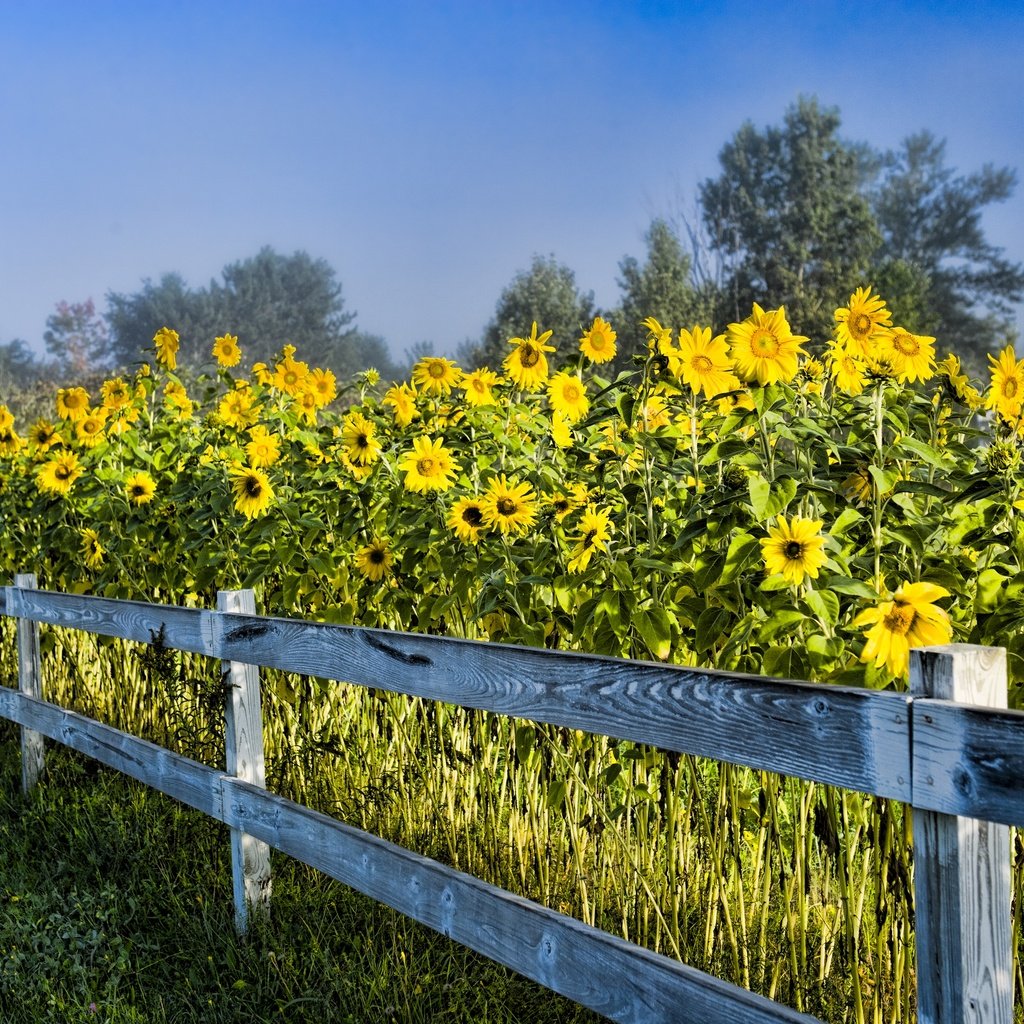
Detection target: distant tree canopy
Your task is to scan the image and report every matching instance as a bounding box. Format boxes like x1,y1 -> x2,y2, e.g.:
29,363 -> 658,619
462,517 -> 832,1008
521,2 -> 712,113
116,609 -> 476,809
105,246 -> 399,379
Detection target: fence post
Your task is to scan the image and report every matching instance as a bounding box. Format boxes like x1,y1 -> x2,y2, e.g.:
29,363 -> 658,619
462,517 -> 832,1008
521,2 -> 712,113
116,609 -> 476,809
15,573 -> 44,792
218,588 -> 271,933
910,644 -> 1012,1024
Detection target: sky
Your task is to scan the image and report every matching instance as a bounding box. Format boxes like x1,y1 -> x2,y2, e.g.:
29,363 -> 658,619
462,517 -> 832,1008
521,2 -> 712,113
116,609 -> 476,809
2,0 -> 1023,364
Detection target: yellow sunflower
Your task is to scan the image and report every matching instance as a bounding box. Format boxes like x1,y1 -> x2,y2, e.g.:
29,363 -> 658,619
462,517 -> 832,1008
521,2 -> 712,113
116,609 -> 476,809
986,345 -> 1024,421
126,471 -> 157,505
213,333 -> 242,368
567,507 -> 613,573
834,287 -> 892,358
0,423 -> 23,457
504,322 -> 555,392
163,381 -> 194,419
153,327 -> 180,370
413,357 -> 462,397
460,368 -> 501,407
81,528 -> 104,570
342,412 -> 382,467
355,539 -> 394,582
828,344 -> 868,397
548,484 -> 587,522
881,327 -> 936,383
855,582 -> 952,679
936,354 -> 983,409
75,410 -> 107,448
448,497 -> 487,544
727,304 -> 807,385
293,389 -> 320,425
56,386 -> 90,421
308,368 -> 337,408
100,378 -> 132,411
37,451 -> 83,496
480,474 -> 537,535
579,316 -> 617,364
28,419 -> 59,452
674,326 -> 735,398
246,426 -> 282,468
383,383 -> 418,427
551,411 -> 573,448
760,516 -> 828,586
398,436 -> 459,493
218,387 -> 258,430
0,405 -> 12,432
229,465 -> 275,519
274,353 -> 310,396
547,372 -> 589,423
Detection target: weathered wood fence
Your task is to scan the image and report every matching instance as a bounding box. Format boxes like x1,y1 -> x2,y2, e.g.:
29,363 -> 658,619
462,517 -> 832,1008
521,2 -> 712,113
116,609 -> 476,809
1,574 -> 1022,1023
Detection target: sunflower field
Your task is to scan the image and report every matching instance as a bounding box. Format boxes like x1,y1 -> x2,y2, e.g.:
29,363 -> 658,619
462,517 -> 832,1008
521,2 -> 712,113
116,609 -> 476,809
3,287 -> 1024,1020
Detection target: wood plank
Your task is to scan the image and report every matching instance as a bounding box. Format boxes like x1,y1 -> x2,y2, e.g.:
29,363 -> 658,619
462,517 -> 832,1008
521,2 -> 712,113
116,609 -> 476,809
910,645 -> 1012,1024
15,573 -> 45,792
219,776 -> 821,1024
0,688 -> 223,818
913,700 -> 1024,825
0,588 -> 912,800
219,589 -> 271,932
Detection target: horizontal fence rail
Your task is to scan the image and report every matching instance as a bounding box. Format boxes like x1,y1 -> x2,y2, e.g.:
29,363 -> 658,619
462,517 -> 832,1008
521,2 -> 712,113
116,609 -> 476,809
1,583 -> 1020,1023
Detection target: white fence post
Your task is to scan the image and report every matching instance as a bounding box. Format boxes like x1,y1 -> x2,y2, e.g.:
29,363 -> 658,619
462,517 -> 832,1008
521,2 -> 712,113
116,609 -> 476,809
910,644 -> 1012,1024
15,572 -> 44,792
218,588 -> 271,933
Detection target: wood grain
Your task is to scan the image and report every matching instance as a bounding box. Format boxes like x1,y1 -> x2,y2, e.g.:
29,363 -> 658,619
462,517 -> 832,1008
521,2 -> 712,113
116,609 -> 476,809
14,573 -> 44,792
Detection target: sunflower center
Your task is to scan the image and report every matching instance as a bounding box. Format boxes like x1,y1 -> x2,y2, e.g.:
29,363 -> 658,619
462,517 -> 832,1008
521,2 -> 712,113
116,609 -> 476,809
751,330 -> 780,356
472,379 -> 487,393
462,506 -> 483,527
428,363 -> 445,379
892,332 -> 919,356
591,332 -> 607,350
784,541 -> 804,560
583,529 -> 597,549
692,354 -> 714,373
356,433 -> 369,448
416,457 -> 436,476
553,499 -> 569,514
852,313 -> 872,339
132,485 -> 145,497
882,603 -> 915,636
1003,379 -> 1019,399
497,497 -> 517,516
244,477 -> 262,498
562,384 -> 580,402
519,345 -> 540,368
369,548 -> 385,565
55,465 -> 72,481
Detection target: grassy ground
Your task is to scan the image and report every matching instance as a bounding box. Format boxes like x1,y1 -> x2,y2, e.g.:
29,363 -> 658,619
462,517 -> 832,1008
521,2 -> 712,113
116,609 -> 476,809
0,723 -> 602,1024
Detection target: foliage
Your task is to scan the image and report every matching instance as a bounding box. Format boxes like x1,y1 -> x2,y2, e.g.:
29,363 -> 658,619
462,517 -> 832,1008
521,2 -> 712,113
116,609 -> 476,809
700,96 -> 880,339
43,299 -> 111,375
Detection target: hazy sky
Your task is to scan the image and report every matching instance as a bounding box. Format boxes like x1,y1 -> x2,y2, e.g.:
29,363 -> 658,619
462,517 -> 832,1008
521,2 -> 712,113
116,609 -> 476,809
2,0 -> 1022,363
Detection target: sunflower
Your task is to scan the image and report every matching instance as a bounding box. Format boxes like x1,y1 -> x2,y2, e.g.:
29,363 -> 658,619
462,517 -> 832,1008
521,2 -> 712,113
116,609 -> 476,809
383,384 -> 418,427
229,465 -> 275,519
567,507 -> 613,573
218,387 -> 258,430
504,322 -> 555,392
461,368 -> 501,407
80,528 -> 104,570
75,410 -> 107,448
308,368 -> 337,408
246,426 -> 281,468
548,484 -> 587,522
274,354 -> 310,396
936,354 -> 983,409
153,327 -> 180,370
355,539 -> 394,581
551,411 -> 573,448
579,316 -> 617,364
163,381 -> 194,419
448,497 -> 487,544
0,423 -> 22,457
413,357 -> 462,397
855,582 -> 952,679
480,474 -> 537,535
126,471 -> 157,505
673,326 -> 735,398
100,377 -> 132,411
293,389 -> 320,425
986,345 -> 1024,421
834,287 -> 892,358
342,412 -> 382,467
212,333 -> 242,368
760,515 -> 828,585
398,436 -> 459,493
28,419 -> 59,452
339,449 -> 373,482
0,405 -> 12,432
638,392 -> 672,432
37,451 -> 83,496
253,362 -> 275,386
841,465 -> 873,504
828,344 -> 868,397
547,372 -> 589,423
727,304 -> 807,385
56,386 -> 90,421
881,328 -> 936,384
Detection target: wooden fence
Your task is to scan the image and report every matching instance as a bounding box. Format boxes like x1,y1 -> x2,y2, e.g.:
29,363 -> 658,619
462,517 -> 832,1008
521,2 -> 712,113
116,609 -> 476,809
1,574 -> 1022,1023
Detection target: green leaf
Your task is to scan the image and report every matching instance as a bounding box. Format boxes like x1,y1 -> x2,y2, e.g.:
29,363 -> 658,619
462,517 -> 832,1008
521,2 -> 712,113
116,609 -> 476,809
719,532 -> 762,585
830,508 -> 864,539
868,465 -> 901,495
515,725 -> 536,763
895,435 -> 951,469
759,609 -> 805,641
802,589 -> 839,627
546,780 -> 567,811
695,607 -> 732,654
747,474 -> 798,522
762,645 -> 808,680
635,608 -> 672,661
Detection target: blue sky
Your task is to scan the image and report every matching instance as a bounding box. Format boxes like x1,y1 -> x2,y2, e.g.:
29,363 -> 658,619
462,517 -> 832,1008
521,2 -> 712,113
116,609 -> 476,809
2,0 -> 1022,363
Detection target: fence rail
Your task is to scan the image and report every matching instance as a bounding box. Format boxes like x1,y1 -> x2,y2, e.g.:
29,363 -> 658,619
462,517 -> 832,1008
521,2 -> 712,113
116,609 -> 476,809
0,580 -> 1019,1023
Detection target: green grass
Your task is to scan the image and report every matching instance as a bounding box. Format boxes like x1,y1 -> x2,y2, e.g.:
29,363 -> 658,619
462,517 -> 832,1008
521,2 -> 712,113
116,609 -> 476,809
0,723 -> 602,1024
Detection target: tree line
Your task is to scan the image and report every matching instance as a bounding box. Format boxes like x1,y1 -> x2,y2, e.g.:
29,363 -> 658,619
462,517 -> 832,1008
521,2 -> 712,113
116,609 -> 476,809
2,96 -> 1021,400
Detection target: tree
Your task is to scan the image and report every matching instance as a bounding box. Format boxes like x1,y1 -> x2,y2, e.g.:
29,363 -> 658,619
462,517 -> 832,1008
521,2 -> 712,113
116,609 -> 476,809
700,96 -> 881,340
43,299 -> 111,375
869,131 -> 1024,370
464,255 -> 595,369
613,218 -> 712,370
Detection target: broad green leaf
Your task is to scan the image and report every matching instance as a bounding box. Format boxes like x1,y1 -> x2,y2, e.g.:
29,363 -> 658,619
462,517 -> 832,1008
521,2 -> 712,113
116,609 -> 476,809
635,608 -> 672,661
719,532 -> 762,585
